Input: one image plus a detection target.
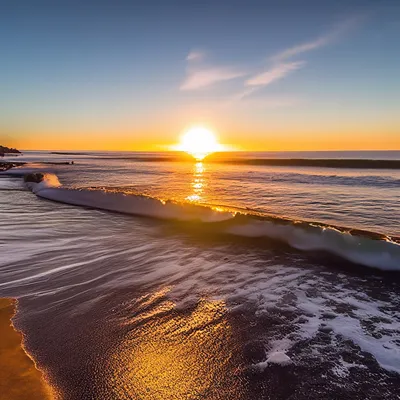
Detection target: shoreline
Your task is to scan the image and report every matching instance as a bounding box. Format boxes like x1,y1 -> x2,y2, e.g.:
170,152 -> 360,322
0,298 -> 54,399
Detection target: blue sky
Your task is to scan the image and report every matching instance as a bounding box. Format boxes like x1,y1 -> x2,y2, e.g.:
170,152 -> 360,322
1,0 -> 399,150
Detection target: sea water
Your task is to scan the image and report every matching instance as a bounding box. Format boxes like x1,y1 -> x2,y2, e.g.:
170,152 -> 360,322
0,150 -> 399,399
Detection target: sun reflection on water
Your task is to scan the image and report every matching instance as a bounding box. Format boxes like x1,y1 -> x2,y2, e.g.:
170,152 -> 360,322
186,162 -> 205,203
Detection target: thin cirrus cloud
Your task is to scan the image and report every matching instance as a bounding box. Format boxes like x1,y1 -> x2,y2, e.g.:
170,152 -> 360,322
271,37 -> 330,63
180,65 -> 246,90
271,15 -> 362,62
186,50 -> 205,62
246,61 -> 305,87
245,15 -> 364,89
181,49 -> 247,90
182,16 -> 363,93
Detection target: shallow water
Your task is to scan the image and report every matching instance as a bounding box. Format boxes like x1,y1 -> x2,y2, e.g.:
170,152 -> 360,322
1,151 -> 400,399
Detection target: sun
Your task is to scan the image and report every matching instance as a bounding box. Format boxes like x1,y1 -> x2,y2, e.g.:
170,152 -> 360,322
177,127 -> 222,160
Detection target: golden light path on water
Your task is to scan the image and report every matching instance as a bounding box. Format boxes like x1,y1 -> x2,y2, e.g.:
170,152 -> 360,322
186,162 -> 205,202
106,288 -> 248,400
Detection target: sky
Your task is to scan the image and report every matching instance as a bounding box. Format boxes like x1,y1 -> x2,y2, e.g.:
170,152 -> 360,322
1,0 -> 399,151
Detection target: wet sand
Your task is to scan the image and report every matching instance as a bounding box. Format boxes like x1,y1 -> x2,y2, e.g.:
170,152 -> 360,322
0,298 -> 53,400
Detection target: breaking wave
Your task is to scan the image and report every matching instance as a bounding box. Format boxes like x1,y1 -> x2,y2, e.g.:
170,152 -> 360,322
15,172 -> 400,272
24,173 -> 233,223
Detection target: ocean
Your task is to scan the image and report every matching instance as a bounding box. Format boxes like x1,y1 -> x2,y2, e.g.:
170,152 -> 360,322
1,150 -> 400,399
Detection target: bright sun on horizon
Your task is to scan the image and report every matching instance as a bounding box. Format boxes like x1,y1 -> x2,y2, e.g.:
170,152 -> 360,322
176,127 -> 223,160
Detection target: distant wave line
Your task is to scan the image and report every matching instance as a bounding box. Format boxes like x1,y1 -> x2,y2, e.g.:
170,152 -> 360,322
73,155 -> 400,169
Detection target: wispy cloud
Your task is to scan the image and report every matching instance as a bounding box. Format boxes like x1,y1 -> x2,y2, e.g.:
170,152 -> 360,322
182,15 -> 364,94
272,15 -> 363,62
272,38 -> 330,63
186,50 -> 205,62
246,61 -> 305,87
180,67 -> 246,90
229,87 -> 258,102
181,50 -> 246,90
244,16 -> 364,90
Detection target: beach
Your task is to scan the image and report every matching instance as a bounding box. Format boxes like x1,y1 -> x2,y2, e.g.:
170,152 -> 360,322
0,298 -> 53,400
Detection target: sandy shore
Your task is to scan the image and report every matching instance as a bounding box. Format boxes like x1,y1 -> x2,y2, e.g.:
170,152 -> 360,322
0,298 -> 54,400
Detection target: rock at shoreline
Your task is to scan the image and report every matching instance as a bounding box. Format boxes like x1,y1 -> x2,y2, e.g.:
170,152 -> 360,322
23,173 -> 45,183
0,161 -> 25,172
0,145 -> 21,157
0,163 -> 12,172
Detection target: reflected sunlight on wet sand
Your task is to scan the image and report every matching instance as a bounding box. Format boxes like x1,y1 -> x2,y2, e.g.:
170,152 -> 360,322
106,294 -> 248,399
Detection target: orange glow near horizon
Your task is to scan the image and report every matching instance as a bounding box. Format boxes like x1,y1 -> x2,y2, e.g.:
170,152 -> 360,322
3,125 -> 400,152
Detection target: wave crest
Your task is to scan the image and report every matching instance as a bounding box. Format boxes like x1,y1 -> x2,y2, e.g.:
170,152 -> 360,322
19,172 -> 400,272
27,173 -> 234,223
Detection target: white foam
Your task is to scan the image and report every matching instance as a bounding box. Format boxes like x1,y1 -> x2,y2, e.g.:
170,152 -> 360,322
279,285 -> 400,373
225,221 -> 400,271
255,339 -> 293,370
267,352 -> 292,365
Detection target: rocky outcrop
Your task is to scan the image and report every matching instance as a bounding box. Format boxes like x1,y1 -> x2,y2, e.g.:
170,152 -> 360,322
0,162 -> 25,171
23,173 -> 45,183
0,145 -> 21,157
